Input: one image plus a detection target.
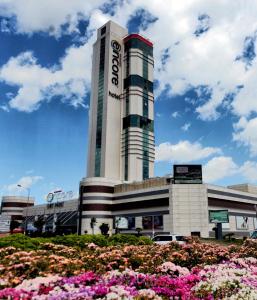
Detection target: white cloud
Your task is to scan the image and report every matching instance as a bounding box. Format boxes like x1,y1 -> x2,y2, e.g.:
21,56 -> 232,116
155,140 -> 221,162
25,169 -> 34,174
233,117 -> 257,156
171,111 -> 180,118
181,122 -> 191,131
3,175 -> 43,194
203,156 -> 257,184
0,40 -> 93,111
0,0 -> 105,36
240,161 -> 257,182
0,104 -> 9,112
1,0 -> 257,121
203,156 -> 238,182
135,0 -> 257,120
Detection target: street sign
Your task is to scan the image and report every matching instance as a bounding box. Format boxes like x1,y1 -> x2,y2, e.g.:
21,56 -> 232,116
209,210 -> 229,223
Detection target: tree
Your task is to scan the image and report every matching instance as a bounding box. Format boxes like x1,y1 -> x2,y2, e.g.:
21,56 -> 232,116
99,223 -> 109,235
135,227 -> 142,237
90,217 -> 96,234
10,220 -> 20,233
34,218 -> 45,235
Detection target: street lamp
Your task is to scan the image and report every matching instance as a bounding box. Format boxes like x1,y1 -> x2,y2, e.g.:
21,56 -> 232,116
152,215 -> 155,238
50,190 -> 62,233
17,184 -> 30,235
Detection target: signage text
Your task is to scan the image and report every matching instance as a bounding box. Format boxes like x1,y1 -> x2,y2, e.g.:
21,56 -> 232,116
111,40 -> 121,86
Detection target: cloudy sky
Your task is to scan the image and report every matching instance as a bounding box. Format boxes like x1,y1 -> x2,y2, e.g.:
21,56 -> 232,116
1,0 -> 257,203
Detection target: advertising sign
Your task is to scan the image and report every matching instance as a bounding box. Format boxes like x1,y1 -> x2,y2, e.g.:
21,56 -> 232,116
209,210 -> 229,223
115,217 -> 135,229
173,165 -> 202,184
236,216 -> 249,230
0,215 -> 11,232
115,217 -> 128,229
46,191 -> 73,203
142,215 -> 163,230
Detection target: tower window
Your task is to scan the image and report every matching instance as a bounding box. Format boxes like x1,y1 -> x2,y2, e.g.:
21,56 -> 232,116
101,26 -> 106,35
124,75 -> 153,93
123,115 -> 154,132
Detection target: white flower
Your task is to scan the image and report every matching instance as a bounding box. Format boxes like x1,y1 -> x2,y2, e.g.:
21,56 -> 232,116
16,275 -> 60,292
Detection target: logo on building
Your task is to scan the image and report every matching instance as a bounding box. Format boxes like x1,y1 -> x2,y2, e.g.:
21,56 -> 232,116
109,91 -> 120,100
111,40 -> 121,86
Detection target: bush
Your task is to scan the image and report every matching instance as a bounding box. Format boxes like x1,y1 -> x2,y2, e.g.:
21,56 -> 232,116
0,234 -> 50,250
0,234 -> 152,250
108,234 -> 153,245
108,234 -> 138,245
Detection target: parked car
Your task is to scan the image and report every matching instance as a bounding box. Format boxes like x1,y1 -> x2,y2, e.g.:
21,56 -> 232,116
152,234 -> 186,245
12,227 -> 24,234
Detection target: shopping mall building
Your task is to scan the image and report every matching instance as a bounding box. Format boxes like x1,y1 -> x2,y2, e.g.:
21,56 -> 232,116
2,21 -> 257,237
77,21 -> 257,238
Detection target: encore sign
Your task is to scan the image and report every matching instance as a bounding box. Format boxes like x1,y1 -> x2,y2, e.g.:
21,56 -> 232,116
111,40 -> 121,86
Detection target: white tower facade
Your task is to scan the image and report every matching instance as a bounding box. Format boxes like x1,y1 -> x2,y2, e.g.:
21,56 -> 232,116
79,21 -> 155,234
87,21 -> 154,182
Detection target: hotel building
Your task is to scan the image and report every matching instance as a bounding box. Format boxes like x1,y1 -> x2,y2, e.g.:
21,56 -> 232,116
86,21 -> 154,182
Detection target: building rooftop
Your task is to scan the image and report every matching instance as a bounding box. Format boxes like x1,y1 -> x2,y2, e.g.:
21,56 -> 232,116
114,177 -> 170,193
227,183 -> 257,195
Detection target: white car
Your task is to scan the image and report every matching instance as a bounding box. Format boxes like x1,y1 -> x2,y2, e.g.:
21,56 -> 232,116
152,234 -> 186,245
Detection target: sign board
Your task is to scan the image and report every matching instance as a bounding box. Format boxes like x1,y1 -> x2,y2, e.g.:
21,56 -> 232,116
115,217 -> 135,229
209,210 -> 229,223
46,191 -> 73,203
115,217 -> 128,229
173,165 -> 202,184
142,215 -> 163,230
236,216 -> 248,230
0,215 -> 11,232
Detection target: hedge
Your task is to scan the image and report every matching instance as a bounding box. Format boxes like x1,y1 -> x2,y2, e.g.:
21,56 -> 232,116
0,234 -> 152,250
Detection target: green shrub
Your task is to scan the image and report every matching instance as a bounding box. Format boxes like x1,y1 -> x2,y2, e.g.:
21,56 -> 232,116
138,236 -> 153,245
108,234 -> 152,245
0,233 -> 152,250
0,234 -> 45,250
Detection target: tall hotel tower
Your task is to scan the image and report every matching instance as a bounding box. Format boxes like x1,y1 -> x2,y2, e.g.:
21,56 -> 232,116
87,21 -> 154,181
78,21 -> 154,234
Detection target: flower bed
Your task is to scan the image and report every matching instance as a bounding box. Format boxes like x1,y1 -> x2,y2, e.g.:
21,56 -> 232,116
0,238 -> 256,299
0,258 -> 257,299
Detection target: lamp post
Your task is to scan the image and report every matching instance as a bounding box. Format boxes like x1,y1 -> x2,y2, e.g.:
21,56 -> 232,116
52,190 -> 62,233
152,215 -> 155,238
17,184 -> 30,235
254,205 -> 257,229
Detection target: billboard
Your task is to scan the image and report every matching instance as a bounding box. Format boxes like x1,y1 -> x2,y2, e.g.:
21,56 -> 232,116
142,215 -> 163,230
209,210 -> 229,223
173,165 -> 202,184
0,215 -> 11,232
236,216 -> 249,230
115,217 -> 135,229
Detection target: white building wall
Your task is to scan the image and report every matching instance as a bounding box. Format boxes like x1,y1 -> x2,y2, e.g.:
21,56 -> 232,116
129,93 -> 143,115
87,43 -> 99,178
147,59 -> 154,82
148,98 -> 154,120
87,21 -> 128,180
169,184 -> 209,237
130,52 -> 143,76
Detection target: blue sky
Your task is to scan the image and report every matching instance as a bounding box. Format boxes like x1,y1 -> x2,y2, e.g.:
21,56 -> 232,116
1,0 -> 257,204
